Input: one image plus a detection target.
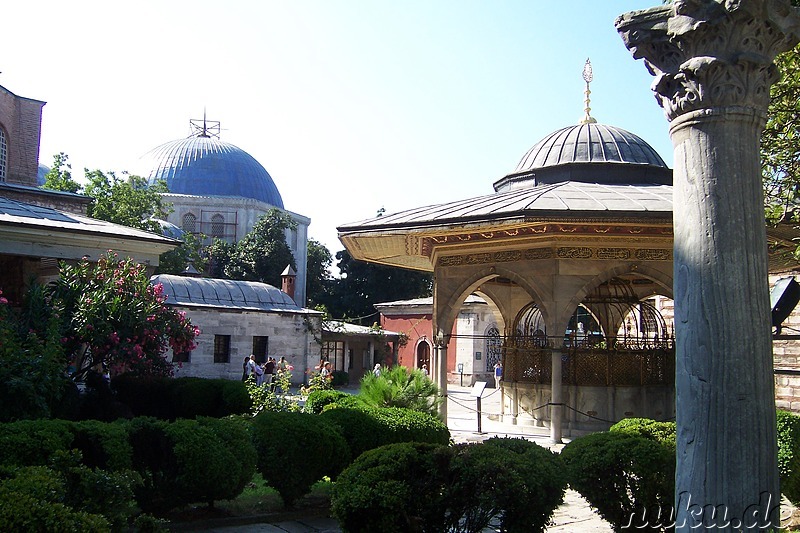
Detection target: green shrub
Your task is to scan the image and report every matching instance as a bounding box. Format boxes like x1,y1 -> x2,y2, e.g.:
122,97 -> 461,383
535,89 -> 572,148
305,389 -> 352,414
250,411 -> 350,507
777,410 -> 800,505
479,437 -> 567,532
112,375 -> 174,419
69,419 -> 133,471
610,417 -> 676,445
195,416 -> 256,498
126,417 -> 177,513
331,370 -> 350,388
371,407 -> 450,446
220,379 -> 252,415
331,442 -> 449,532
0,464 -> 111,531
359,365 -> 441,417
319,407 -> 385,460
0,419 -> 73,467
560,431 -> 675,531
165,419 -> 248,508
50,450 -> 139,530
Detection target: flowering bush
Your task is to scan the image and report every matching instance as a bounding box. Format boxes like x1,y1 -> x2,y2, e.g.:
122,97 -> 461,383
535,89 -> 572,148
52,251 -> 200,378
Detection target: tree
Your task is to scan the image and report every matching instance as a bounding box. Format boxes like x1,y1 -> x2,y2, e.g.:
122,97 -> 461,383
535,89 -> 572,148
83,169 -> 169,234
155,232 -> 208,275
306,238 -> 334,309
327,249 -> 432,322
206,238 -> 235,279
52,251 -> 200,378
41,153 -> 80,193
225,209 -> 296,286
762,40 -> 800,225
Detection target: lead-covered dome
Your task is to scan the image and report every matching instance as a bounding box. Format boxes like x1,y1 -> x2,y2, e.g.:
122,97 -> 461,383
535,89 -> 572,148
494,122 -> 671,191
139,134 -> 284,208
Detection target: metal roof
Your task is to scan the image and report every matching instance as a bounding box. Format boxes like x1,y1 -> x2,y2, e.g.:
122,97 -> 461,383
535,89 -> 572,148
323,320 -> 402,338
151,274 -> 316,314
0,195 -> 177,244
513,122 -> 667,172
339,181 -> 673,232
139,135 -> 284,208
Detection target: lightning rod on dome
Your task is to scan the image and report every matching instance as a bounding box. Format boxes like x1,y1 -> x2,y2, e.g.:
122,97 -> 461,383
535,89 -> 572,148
580,58 -> 597,125
189,109 -> 221,139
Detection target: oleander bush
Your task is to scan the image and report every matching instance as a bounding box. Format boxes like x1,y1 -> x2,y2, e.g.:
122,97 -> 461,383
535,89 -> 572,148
561,431 -> 675,532
250,411 -> 350,507
777,410 -> 800,505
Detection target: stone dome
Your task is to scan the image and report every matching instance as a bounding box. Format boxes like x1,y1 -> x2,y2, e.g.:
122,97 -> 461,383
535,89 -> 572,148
139,134 -> 284,208
494,122 -> 671,192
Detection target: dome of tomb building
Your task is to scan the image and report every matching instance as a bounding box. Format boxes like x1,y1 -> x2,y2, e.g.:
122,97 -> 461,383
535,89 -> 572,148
493,122 -> 672,192
138,120 -> 284,208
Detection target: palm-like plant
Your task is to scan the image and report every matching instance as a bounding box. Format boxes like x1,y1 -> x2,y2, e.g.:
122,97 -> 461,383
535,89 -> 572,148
358,365 -> 442,418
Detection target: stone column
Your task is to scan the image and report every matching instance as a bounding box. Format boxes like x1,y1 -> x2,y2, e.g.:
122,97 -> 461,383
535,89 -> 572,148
434,340 -> 449,420
550,349 -> 563,443
617,2 -> 800,530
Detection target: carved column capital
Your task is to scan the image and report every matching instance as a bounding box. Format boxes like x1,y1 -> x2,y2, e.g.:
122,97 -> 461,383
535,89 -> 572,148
616,0 -> 800,122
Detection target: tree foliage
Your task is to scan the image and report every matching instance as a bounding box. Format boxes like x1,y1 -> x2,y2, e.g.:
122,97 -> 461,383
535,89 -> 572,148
327,249 -> 432,321
762,40 -> 800,225
224,209 -> 296,286
40,153 -> 170,234
51,251 -> 200,378
155,231 -> 207,275
306,238 -> 334,309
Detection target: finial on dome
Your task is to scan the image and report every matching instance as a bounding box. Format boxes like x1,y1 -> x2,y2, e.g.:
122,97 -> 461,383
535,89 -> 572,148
189,111 -> 221,139
580,58 -> 597,125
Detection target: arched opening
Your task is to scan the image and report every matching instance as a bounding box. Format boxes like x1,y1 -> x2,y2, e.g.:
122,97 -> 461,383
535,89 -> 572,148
182,212 -> 197,233
416,340 -> 431,373
210,214 -> 225,238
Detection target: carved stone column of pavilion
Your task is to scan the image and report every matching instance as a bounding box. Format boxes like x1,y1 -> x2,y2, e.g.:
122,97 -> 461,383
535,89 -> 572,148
550,350 -> 563,443
433,335 -> 449,420
618,2 -> 800,529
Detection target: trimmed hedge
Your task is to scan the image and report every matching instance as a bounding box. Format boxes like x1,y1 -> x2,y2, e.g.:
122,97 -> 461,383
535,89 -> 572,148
304,389 -> 352,414
777,410 -> 800,505
609,417 -> 676,445
331,439 -> 566,533
250,411 -> 350,507
70,419 -> 133,471
0,419 -> 73,467
112,376 -> 251,420
560,431 -> 675,531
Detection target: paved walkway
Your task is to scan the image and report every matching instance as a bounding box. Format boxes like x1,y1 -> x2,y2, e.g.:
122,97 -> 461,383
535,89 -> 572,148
197,383 -> 613,532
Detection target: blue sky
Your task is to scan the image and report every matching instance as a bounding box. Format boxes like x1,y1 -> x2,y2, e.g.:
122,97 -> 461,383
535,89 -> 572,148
2,1 -> 671,259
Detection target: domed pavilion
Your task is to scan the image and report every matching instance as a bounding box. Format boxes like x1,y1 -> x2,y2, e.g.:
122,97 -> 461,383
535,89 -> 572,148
138,118 -> 309,306
338,68 -> 677,440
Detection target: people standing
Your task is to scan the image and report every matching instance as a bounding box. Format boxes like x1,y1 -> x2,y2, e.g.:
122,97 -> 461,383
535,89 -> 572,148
373,363 -> 381,378
320,361 -> 332,382
264,357 -> 276,388
494,361 -> 503,389
243,356 -> 253,381
421,364 -> 429,377
251,355 -> 264,386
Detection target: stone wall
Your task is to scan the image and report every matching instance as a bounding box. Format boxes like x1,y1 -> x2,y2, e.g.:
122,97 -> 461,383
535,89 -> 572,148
772,271 -> 800,413
171,306 -> 320,385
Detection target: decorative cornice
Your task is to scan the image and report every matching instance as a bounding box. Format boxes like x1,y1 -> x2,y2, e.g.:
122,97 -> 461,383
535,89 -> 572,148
420,222 -> 672,257
616,0 -> 800,122
437,246 -> 672,267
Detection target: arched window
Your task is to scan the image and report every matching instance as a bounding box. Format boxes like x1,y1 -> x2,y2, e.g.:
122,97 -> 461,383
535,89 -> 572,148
182,212 -> 197,233
485,326 -> 501,371
211,214 -> 225,238
0,127 -> 7,182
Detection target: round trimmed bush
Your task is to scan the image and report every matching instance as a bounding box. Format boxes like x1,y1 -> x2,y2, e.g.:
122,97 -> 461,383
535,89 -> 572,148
319,407 -> 385,460
560,431 -> 675,531
70,419 -> 133,471
331,442 -> 449,532
250,411 -> 350,507
371,406 -> 450,446
480,437 -> 567,532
